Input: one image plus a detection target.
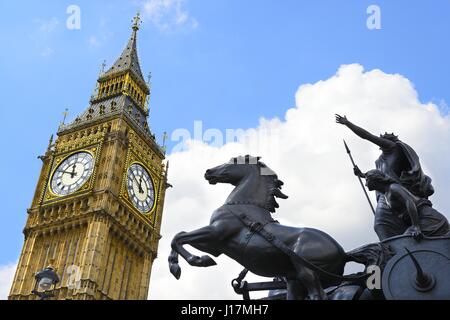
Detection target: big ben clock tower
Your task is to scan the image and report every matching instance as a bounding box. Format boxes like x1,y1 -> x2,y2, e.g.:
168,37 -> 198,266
9,14 -> 169,300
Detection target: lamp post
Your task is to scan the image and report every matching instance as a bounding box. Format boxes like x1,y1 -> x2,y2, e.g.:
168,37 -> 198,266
31,261 -> 60,300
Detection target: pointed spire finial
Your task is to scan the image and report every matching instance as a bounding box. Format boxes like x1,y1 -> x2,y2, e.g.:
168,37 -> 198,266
61,108 -> 69,125
99,13 -> 147,89
162,131 -> 169,153
147,72 -> 152,85
147,71 -> 152,94
48,134 -> 54,146
100,60 -> 107,75
132,12 -> 141,31
46,134 -> 54,153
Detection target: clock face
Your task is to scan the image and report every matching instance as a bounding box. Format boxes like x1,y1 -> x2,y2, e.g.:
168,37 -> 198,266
51,152 -> 94,196
127,163 -> 155,213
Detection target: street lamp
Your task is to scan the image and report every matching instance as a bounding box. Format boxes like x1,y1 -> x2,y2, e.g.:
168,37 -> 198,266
32,261 -> 60,300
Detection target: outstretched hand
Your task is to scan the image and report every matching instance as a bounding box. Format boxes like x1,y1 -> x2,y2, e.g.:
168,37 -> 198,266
335,114 -> 349,126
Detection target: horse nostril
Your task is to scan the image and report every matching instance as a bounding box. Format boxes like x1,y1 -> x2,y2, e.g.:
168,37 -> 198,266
205,169 -> 211,175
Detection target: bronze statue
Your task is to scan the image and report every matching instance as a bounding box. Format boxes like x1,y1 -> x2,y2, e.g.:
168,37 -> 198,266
335,114 -> 434,240
356,169 -> 449,238
168,155 -> 368,300
168,154 -> 450,300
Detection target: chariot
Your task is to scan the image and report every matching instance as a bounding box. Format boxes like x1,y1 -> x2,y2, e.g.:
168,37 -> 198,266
169,155 -> 450,300
232,235 -> 450,300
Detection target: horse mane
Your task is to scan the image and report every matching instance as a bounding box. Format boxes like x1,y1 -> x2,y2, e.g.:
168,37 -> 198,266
258,161 -> 288,213
232,155 -> 289,213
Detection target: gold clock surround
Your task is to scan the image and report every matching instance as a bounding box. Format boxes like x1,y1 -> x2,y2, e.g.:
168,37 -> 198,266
120,150 -> 162,226
126,161 -> 157,214
45,147 -> 100,202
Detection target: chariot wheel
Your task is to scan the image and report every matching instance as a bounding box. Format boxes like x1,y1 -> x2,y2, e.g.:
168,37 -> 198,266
382,247 -> 450,300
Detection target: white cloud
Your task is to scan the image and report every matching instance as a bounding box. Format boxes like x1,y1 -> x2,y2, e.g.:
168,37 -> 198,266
439,99 -> 449,115
139,0 -> 198,31
0,263 -> 16,300
148,64 -> 450,299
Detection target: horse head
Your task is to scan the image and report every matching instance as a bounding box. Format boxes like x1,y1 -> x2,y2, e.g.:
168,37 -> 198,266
204,155 -> 288,212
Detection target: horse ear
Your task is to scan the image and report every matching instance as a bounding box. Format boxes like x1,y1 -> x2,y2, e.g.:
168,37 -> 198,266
275,179 -> 284,188
257,156 -> 262,161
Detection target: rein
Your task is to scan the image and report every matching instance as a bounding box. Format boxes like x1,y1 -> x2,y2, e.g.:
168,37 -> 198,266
229,209 -> 370,284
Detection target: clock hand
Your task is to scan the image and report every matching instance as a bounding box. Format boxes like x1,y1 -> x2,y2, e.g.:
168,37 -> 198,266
70,164 -> 76,179
131,172 -> 144,194
57,169 -> 78,176
138,177 -> 144,194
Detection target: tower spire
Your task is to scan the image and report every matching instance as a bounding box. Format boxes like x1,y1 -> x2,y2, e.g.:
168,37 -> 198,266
98,12 -> 147,90
60,14 -> 156,140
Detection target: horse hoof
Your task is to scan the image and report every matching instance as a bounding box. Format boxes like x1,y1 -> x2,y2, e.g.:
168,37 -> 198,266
187,255 -> 201,266
169,264 -> 181,279
200,255 -> 217,267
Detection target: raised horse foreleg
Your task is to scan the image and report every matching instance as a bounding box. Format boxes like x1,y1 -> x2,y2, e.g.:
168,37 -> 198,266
169,225 -> 221,279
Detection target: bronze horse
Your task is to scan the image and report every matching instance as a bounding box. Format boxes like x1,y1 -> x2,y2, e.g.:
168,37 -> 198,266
169,155 -> 360,300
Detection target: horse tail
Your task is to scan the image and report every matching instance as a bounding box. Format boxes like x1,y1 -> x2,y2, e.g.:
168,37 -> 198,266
344,242 -> 395,269
292,253 -> 370,284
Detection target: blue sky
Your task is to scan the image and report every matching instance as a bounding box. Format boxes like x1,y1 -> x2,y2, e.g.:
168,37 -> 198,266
0,0 -> 449,268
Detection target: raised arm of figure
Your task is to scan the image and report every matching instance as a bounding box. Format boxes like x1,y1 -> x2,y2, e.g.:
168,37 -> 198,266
335,114 -> 395,149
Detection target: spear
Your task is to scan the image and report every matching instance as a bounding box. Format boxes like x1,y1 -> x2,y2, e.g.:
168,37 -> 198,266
343,140 -> 376,215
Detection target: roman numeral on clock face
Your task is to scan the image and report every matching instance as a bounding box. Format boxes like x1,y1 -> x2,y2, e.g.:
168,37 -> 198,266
51,152 -> 95,196
126,163 -> 156,213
